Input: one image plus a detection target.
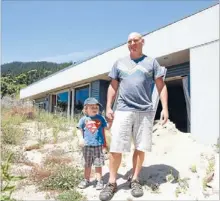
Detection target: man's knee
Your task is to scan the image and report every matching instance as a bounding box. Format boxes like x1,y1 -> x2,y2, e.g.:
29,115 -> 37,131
133,149 -> 145,160
109,152 -> 122,159
109,152 -> 122,158
134,149 -> 145,154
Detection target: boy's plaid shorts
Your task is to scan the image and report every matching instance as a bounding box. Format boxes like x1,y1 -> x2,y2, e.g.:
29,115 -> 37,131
83,145 -> 105,167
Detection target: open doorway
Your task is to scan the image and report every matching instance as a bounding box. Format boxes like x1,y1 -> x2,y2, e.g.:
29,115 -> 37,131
155,78 -> 188,132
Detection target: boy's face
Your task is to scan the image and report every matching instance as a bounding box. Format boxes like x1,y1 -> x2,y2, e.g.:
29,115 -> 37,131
86,104 -> 99,116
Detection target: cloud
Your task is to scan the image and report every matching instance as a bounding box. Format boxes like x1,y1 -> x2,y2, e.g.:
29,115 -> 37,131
35,50 -> 99,63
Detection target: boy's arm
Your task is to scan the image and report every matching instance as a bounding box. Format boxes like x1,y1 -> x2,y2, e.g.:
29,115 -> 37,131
76,128 -> 85,147
76,128 -> 83,140
102,128 -> 107,149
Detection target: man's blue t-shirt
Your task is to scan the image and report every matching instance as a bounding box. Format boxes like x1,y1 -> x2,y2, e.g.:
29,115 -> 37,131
77,114 -> 107,146
109,55 -> 165,112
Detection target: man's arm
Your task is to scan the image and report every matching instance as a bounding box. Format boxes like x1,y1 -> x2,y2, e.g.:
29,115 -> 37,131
106,79 -> 119,121
155,77 -> 169,125
106,79 -> 119,110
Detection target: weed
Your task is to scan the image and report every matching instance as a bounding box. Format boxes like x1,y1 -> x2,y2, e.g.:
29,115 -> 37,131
206,159 -> 215,175
35,110 -> 70,143
39,165 -> 83,191
44,155 -> 72,166
202,158 -> 215,191
56,189 -> 86,201
174,177 -> 190,197
175,186 -> 182,197
36,121 -> 48,146
166,174 -> 174,182
30,165 -> 52,183
1,118 -> 24,145
1,153 -> 26,201
190,164 -> 197,173
166,169 -> 175,183
1,145 -> 23,163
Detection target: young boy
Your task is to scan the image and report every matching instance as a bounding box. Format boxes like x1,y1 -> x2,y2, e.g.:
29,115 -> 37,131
77,97 -> 108,190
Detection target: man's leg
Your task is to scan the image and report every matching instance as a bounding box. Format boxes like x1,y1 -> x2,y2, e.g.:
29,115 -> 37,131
99,111 -> 133,201
129,112 -> 154,198
109,152 -> 122,183
132,149 -> 145,180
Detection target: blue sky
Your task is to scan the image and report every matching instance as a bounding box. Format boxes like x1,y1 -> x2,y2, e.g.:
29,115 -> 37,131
2,0 -> 218,64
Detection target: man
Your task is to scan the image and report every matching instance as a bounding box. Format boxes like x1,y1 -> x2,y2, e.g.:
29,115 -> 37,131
99,32 -> 169,201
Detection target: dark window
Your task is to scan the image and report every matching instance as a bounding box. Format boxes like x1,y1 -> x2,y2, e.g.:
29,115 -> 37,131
57,91 -> 68,115
75,85 -> 89,113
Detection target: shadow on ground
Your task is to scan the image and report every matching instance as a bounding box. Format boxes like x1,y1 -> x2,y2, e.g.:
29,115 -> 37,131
103,164 -> 179,191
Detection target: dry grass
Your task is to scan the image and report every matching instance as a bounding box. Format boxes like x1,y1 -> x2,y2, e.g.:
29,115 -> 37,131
44,155 -> 72,166
30,164 -> 52,182
24,144 -> 41,151
10,106 -> 36,119
1,97 -> 85,200
202,158 -> 215,190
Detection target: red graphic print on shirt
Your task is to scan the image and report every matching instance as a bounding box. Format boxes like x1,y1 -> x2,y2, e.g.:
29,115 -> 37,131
85,119 -> 101,134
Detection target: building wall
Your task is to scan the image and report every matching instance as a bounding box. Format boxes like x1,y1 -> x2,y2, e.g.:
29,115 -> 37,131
91,80 -> 100,101
90,80 -> 109,112
190,40 -> 219,144
99,80 -> 110,111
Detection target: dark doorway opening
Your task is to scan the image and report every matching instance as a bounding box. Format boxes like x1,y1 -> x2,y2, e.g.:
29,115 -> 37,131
155,78 -> 188,132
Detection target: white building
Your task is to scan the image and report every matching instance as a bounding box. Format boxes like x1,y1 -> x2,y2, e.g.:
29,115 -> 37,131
20,4 -> 219,145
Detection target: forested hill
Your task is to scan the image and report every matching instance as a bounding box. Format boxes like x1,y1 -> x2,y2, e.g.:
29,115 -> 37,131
1,61 -> 73,98
1,61 -> 73,76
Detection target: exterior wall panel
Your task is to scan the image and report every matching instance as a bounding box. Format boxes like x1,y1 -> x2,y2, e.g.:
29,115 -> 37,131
190,40 -> 219,144
99,80 -> 110,112
166,62 -> 190,78
91,80 -> 100,101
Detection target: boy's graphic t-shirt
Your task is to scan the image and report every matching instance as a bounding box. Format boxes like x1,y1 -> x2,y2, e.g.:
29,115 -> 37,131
77,114 -> 107,146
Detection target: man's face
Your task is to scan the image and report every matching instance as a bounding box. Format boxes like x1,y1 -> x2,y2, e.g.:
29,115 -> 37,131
127,33 -> 144,54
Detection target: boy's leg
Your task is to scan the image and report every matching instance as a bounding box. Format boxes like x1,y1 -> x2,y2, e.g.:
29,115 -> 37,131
93,146 -> 105,178
84,167 -> 92,181
95,166 -> 104,190
78,146 -> 93,189
95,167 -> 102,181
93,146 -> 105,190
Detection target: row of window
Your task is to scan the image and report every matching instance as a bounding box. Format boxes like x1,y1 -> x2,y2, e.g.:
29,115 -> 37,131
54,85 -> 89,116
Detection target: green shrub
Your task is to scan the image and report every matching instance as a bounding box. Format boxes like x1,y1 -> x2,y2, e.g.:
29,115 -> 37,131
39,165 -> 83,191
56,190 -> 86,201
1,122 -> 23,145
